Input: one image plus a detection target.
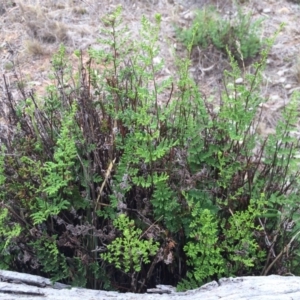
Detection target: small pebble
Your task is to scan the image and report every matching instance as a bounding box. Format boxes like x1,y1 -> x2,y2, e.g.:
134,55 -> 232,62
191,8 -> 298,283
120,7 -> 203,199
235,78 -> 243,84
183,11 -> 195,20
276,70 -> 285,76
270,95 -> 279,101
153,56 -> 162,64
28,81 -> 42,86
284,84 -> 292,89
263,8 -> 271,14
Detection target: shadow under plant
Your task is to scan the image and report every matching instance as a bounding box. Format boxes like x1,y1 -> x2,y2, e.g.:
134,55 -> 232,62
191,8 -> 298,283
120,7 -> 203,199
1,6 -> 300,293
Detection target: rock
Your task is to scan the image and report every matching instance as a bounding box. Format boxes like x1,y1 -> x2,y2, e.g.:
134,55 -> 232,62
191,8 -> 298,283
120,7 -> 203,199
153,56 -> 162,64
276,70 -> 285,76
1,271 -> 300,299
28,81 -> 42,86
284,84 -> 292,89
269,94 -> 279,101
263,8 -> 272,14
266,59 -> 272,64
183,10 -> 195,20
235,78 -> 243,84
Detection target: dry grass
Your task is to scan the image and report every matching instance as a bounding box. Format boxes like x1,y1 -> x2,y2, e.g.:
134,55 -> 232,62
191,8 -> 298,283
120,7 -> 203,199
24,39 -> 47,56
72,6 -> 88,15
19,3 -> 68,44
294,54 -> 300,84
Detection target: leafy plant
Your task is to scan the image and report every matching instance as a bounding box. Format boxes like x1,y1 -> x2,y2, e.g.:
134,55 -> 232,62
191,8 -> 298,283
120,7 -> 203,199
177,5 -> 264,61
221,195 -> 267,276
29,234 -> 69,283
101,214 -> 159,273
1,4 -> 300,294
177,198 -> 224,291
31,103 -> 79,224
0,146 -> 22,269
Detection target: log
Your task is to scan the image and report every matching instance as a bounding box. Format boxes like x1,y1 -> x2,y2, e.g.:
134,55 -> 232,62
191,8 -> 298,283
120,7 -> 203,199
1,270 -> 300,299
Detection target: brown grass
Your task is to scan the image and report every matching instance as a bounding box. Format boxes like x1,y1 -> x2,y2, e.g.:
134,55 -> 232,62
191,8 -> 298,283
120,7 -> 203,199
72,6 -> 88,15
294,54 -> 300,84
19,3 -> 68,44
24,39 -> 47,56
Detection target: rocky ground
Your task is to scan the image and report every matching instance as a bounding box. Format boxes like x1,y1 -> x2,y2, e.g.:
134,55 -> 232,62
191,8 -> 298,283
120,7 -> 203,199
1,1 -> 300,129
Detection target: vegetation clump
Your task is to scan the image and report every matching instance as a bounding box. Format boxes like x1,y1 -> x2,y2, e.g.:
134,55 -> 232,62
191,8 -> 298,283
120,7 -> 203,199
177,5 -> 264,61
0,5 -> 300,293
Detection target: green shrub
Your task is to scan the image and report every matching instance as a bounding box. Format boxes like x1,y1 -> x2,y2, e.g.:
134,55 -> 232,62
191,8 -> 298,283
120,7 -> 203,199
177,201 -> 224,291
101,214 -> 159,273
177,5 -> 264,61
0,5 -> 300,294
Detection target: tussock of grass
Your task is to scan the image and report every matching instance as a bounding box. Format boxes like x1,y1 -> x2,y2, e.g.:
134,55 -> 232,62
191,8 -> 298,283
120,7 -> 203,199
24,39 -> 47,56
72,6 -> 88,15
19,3 -> 68,44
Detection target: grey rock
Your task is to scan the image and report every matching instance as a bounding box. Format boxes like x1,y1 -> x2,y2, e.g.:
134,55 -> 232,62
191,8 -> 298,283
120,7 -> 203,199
0,6 -> 5,16
263,8 -> 272,14
0,270 -> 300,299
235,78 -> 244,84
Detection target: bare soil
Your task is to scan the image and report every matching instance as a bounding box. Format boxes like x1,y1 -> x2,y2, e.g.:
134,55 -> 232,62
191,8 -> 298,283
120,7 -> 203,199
1,0 -> 300,134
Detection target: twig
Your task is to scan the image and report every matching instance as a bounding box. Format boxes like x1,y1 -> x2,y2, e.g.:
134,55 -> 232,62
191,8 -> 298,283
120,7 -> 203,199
263,230 -> 300,275
139,215 -> 163,240
95,158 -> 116,210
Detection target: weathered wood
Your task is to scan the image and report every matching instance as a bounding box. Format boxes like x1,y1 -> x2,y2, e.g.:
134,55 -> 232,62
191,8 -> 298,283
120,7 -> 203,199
1,270 -> 300,299
0,270 -> 70,289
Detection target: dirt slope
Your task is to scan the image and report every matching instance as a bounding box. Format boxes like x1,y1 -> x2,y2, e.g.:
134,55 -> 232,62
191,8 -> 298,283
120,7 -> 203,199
0,0 -> 300,133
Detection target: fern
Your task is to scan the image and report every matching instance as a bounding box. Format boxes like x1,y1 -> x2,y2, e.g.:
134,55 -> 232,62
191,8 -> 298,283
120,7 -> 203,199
221,195 -> 267,275
177,197 -> 224,291
0,146 -> 22,265
101,214 -> 159,273
30,235 -> 69,283
152,180 -> 181,232
0,209 -> 22,251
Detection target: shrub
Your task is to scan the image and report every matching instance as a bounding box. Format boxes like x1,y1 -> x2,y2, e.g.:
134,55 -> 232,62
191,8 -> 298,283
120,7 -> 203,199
101,214 -> 159,274
177,5 -> 264,61
0,6 -> 299,294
